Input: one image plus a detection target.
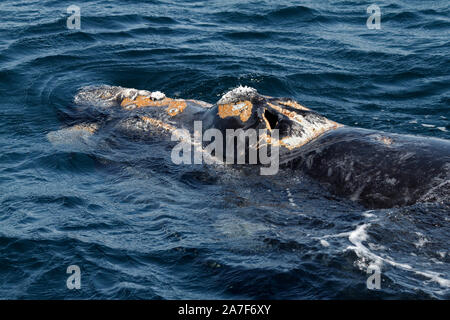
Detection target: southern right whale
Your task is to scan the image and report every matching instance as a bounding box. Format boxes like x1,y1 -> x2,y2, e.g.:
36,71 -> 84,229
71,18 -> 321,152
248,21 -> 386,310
48,85 -> 450,209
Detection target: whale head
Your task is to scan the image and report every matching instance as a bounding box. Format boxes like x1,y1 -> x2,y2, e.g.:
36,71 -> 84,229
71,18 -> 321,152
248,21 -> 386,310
72,85 -> 341,162
203,86 -> 342,151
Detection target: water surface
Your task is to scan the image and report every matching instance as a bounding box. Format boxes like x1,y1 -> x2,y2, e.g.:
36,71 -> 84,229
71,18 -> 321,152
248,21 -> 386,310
0,0 -> 449,299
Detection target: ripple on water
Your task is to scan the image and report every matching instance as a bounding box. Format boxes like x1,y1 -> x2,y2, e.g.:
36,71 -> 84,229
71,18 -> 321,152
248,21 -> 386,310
0,0 -> 448,299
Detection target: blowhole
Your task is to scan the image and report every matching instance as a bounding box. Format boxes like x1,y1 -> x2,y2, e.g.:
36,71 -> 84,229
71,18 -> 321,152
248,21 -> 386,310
264,109 -> 279,130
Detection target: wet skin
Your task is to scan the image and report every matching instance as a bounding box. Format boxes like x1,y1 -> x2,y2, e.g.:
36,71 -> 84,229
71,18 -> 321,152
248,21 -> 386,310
57,86 -> 450,209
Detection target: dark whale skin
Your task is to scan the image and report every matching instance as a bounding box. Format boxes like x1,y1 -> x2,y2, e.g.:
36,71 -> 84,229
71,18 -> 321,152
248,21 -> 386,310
60,86 -> 449,209
281,126 -> 450,209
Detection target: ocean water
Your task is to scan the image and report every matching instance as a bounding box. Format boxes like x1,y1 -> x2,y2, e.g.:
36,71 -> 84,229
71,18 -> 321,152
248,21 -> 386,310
0,0 -> 449,299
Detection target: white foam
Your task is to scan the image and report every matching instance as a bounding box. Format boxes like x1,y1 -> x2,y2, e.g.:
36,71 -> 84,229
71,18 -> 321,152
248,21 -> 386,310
285,188 -> 297,207
362,211 -> 376,218
320,239 -> 330,247
346,223 -> 450,288
368,243 -> 387,251
414,232 -> 429,249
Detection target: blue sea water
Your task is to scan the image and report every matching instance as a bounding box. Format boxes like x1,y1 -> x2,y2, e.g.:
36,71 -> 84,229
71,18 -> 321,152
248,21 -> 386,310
0,0 -> 449,299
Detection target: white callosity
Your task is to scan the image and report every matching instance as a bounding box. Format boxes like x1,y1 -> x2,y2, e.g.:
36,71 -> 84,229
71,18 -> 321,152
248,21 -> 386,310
74,85 -> 166,106
119,88 -> 139,100
118,88 -> 166,101
74,85 -> 123,107
138,90 -> 151,97
150,91 -> 166,101
134,90 -> 166,101
278,115 -> 339,149
217,85 -> 258,105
